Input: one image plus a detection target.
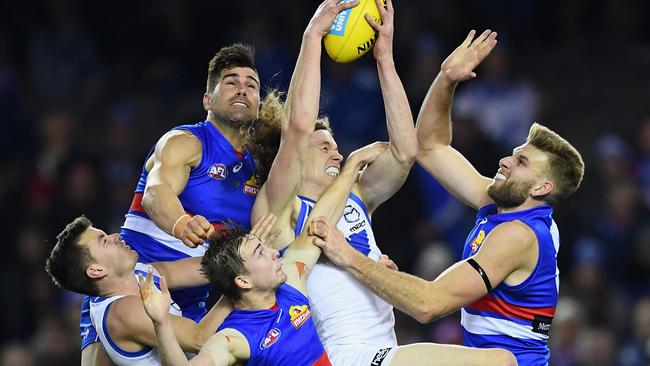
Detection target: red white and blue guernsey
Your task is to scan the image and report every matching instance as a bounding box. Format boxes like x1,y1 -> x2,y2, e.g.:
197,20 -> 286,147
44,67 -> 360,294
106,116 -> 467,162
461,204 -> 559,366
218,283 -> 330,366
89,263 -> 180,366
122,120 -> 258,321
291,193 -> 397,358
80,120 -> 258,350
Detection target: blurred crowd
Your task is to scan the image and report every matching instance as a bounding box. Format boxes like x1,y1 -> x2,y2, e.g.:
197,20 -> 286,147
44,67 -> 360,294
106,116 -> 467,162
1,0 -> 649,365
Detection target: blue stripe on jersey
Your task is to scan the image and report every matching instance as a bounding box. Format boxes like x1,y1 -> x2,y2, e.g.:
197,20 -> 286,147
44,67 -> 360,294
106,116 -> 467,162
462,328 -> 549,366
348,230 -> 371,256
463,306 -> 532,326
102,300 -> 153,357
80,296 -> 99,349
293,194 -> 372,257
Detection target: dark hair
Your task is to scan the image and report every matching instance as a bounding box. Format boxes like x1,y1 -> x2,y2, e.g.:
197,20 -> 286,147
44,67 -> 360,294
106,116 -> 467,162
206,43 -> 257,93
45,216 -> 101,296
202,225 -> 251,301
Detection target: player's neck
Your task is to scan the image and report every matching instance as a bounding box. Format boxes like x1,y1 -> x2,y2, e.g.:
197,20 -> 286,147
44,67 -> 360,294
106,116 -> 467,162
102,275 -> 141,298
297,180 -> 327,202
235,289 -> 277,311
497,198 -> 546,214
207,114 -> 246,151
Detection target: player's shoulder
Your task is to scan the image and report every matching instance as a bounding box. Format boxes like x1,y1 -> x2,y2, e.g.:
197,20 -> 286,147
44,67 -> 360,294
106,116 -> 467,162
158,129 -> 201,149
106,295 -> 146,326
489,220 -> 537,248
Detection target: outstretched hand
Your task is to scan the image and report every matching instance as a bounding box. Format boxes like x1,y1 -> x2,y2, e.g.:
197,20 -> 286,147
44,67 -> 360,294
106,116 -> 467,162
307,0 -> 360,38
441,29 -> 498,83
138,266 -> 171,326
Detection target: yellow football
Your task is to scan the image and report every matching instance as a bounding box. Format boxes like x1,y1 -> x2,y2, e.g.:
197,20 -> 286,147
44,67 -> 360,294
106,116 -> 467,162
324,0 -> 385,63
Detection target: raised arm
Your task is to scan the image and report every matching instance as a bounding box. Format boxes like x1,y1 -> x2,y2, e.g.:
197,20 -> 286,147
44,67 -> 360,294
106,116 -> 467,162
282,142 -> 388,294
415,30 -> 498,210
252,0 -> 360,224
142,131 -> 214,247
356,0 -> 418,214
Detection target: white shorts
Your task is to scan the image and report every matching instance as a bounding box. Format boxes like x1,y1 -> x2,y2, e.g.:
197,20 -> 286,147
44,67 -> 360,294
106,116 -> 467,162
326,344 -> 397,366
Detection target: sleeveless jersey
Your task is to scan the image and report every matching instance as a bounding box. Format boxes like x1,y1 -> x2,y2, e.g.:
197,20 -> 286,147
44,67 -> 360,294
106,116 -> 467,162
460,204 -> 559,366
122,120 -> 258,320
292,193 -> 397,352
218,284 -> 330,366
81,120 -> 258,349
89,263 -> 181,366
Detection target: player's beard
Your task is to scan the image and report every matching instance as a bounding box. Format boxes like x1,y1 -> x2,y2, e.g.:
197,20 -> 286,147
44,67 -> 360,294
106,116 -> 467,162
487,178 -> 534,209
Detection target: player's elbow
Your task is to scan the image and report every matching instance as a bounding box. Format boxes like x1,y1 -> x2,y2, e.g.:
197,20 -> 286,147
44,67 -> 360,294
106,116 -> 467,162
390,143 -> 418,167
412,302 -> 440,324
395,143 -> 418,166
141,185 -> 159,213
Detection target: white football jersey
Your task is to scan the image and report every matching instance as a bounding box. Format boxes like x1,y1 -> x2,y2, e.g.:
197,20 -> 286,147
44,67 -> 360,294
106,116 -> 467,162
89,263 -> 181,366
294,193 -> 397,353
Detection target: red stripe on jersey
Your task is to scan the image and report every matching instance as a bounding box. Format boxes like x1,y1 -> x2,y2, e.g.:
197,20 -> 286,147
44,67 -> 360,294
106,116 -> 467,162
311,351 -> 331,366
468,294 -> 555,321
129,192 -> 145,213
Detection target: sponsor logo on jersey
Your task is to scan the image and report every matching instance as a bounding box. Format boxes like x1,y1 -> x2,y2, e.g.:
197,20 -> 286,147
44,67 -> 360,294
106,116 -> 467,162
208,163 -> 228,180
349,220 -> 366,232
343,205 -> 361,223
532,315 -> 553,336
371,348 -> 392,366
243,175 -> 260,196
260,328 -> 281,350
233,162 -> 243,173
289,305 -> 312,329
328,1 -> 352,36
470,230 -> 486,254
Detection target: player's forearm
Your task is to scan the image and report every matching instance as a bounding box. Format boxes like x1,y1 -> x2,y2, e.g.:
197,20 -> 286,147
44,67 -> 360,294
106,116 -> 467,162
343,250 -> 444,324
196,297 -> 232,344
142,183 -> 187,236
154,319 -> 191,366
154,258 -> 207,289
415,71 -> 458,152
284,31 -> 322,133
376,60 -> 417,164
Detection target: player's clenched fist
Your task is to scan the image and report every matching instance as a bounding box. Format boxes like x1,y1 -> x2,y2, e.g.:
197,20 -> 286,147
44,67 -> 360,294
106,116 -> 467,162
172,214 -> 214,248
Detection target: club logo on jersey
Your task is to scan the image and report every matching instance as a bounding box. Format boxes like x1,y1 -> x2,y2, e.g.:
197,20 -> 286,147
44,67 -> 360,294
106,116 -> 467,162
243,175 -> 260,196
343,205 -> 361,223
470,230 -> 486,254
233,162 -> 243,173
260,328 -> 281,350
208,163 -> 228,180
289,305 -> 312,329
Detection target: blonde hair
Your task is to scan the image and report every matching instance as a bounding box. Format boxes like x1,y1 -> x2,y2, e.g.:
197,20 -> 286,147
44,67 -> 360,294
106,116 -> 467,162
526,123 -> 584,204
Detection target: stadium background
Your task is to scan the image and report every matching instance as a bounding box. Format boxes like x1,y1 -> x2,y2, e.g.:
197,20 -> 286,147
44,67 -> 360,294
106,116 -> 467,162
1,0 -> 649,364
